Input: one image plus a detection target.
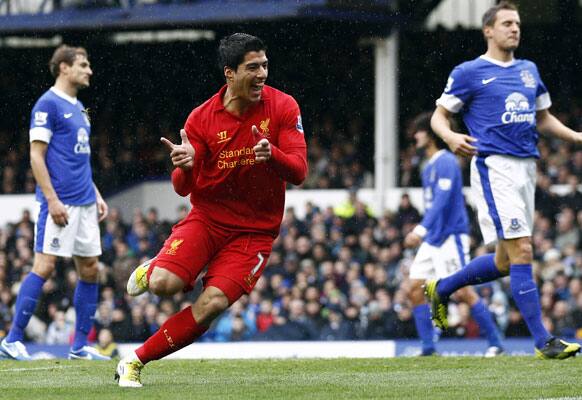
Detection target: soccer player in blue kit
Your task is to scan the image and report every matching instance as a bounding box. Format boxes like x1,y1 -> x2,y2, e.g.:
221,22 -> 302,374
426,1 -> 582,359
0,45 -> 110,361
404,113 -> 503,357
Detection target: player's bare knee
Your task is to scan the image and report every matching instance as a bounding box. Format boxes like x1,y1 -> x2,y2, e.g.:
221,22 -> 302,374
148,267 -> 183,296
408,280 -> 426,306
76,257 -> 99,282
507,239 -> 533,264
494,256 -> 510,275
149,276 -> 177,296
516,242 -> 533,262
207,293 -> 229,314
197,293 -> 229,323
79,268 -> 99,282
32,254 -> 57,279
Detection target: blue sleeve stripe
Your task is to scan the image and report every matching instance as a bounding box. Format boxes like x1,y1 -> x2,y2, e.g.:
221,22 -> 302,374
476,156 -> 505,239
35,202 -> 49,253
454,234 -> 467,267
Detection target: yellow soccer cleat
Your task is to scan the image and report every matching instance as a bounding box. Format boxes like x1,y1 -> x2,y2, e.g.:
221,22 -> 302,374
535,337 -> 581,360
126,259 -> 152,296
115,357 -> 144,388
424,279 -> 449,330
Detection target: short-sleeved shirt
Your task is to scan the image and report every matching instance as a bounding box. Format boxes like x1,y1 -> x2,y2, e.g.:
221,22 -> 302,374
436,55 -> 551,158
183,84 -> 307,235
29,87 -> 95,205
419,150 -> 469,246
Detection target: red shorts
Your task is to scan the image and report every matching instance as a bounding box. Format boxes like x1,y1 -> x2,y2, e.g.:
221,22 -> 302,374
151,213 -> 273,302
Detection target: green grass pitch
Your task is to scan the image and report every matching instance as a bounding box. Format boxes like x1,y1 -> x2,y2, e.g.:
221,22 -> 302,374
0,357 -> 581,399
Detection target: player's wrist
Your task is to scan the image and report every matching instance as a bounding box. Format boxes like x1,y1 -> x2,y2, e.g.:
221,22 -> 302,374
46,194 -> 59,203
412,225 -> 427,238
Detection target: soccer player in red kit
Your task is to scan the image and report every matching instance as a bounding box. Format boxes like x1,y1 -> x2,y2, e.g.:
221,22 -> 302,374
115,33 -> 307,387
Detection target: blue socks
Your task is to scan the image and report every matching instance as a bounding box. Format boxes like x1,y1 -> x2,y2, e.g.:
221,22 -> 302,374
438,254 -> 503,299
471,300 -> 503,348
413,304 -> 435,354
6,272 -> 46,343
72,280 -> 99,351
510,264 -> 551,349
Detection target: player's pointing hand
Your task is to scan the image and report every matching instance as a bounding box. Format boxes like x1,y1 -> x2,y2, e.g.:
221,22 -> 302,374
161,129 -> 195,170
252,125 -> 271,162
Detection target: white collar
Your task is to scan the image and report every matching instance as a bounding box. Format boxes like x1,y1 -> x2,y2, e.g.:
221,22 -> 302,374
50,87 -> 78,105
480,54 -> 515,68
428,149 -> 446,165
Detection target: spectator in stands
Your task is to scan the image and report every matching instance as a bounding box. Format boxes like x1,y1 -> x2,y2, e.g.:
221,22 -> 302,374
96,328 -> 119,359
319,304 -> 355,340
45,310 -> 73,345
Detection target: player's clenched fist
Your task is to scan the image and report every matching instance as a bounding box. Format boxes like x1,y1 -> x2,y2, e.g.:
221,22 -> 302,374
252,125 -> 271,162
160,129 -> 195,170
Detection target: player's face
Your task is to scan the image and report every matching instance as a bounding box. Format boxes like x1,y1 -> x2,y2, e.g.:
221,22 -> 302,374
230,50 -> 268,103
485,9 -> 521,52
414,130 -> 429,150
66,55 -> 93,89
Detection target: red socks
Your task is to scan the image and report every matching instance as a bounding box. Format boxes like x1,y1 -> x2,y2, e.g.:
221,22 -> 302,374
135,306 -> 207,364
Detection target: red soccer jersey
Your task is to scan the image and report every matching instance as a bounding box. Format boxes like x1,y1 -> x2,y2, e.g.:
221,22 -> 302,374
172,85 -> 307,236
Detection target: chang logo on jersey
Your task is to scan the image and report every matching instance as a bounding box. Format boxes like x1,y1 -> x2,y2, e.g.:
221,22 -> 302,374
501,92 -> 535,125
74,128 -> 91,154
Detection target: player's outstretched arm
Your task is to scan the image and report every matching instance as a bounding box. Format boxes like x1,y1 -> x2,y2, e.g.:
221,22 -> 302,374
30,140 -> 69,226
536,109 -> 582,145
431,106 -> 478,157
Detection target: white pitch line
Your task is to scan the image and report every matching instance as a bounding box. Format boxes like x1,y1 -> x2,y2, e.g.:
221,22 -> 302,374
0,365 -> 79,372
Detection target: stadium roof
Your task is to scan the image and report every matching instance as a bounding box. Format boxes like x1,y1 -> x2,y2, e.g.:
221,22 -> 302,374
0,0 -> 442,34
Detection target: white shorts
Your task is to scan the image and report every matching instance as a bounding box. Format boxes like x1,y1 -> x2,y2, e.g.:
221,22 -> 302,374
470,155 -> 535,245
34,202 -> 102,257
409,234 -> 470,281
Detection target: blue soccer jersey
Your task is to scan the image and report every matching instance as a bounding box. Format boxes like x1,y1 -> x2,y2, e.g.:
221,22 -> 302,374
29,88 -> 95,205
436,55 -> 551,158
419,150 -> 469,246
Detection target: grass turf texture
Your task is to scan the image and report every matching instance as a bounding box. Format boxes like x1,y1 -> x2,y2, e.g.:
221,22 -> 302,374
0,357 -> 581,399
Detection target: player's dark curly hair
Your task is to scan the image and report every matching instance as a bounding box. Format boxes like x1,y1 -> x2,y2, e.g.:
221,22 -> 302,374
49,45 -> 88,78
482,1 -> 518,28
411,112 -> 448,150
217,33 -> 266,72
